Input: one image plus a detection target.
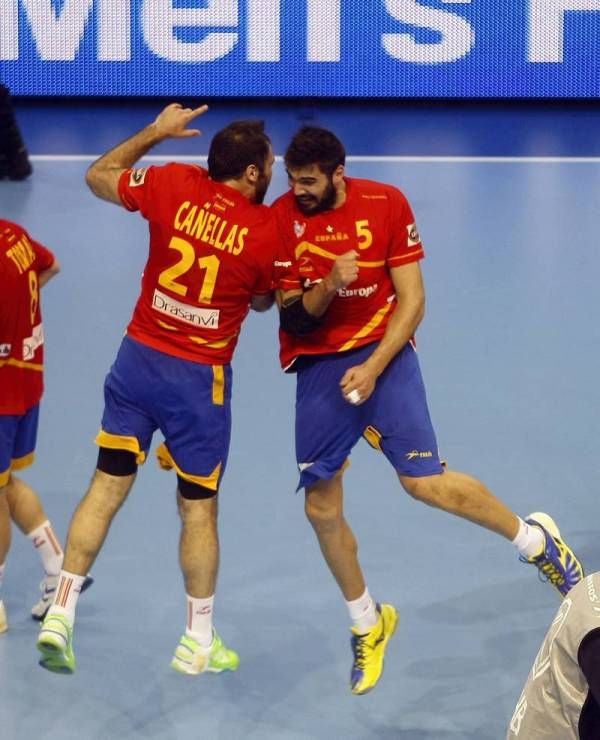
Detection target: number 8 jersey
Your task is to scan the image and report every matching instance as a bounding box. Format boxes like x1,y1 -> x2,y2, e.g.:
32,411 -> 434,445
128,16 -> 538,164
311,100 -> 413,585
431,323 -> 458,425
118,162 -> 278,364
0,220 -> 55,414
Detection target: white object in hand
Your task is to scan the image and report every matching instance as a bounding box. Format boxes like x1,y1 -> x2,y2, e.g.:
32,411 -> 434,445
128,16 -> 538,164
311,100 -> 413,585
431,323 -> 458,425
347,389 -> 362,405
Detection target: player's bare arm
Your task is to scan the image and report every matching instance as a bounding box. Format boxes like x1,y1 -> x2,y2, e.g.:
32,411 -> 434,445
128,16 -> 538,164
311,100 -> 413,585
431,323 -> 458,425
250,293 -> 275,312
85,103 -> 209,206
38,258 -> 60,287
279,250 -> 358,336
340,261 -> 425,405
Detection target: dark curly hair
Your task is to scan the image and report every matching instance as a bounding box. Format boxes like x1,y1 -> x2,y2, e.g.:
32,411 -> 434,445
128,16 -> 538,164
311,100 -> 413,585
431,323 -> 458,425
284,126 -> 345,176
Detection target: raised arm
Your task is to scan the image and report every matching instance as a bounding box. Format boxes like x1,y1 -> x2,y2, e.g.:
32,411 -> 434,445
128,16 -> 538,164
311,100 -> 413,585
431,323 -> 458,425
279,250 -> 358,334
85,103 -> 209,206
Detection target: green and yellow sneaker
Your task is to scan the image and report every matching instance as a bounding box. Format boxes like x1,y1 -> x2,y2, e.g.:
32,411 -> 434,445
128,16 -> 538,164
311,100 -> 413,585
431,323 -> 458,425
171,630 -> 239,675
37,613 -> 76,674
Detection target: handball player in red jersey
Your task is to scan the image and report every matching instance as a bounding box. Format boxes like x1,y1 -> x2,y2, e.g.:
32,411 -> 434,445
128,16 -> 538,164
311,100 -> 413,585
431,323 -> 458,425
272,126 -> 585,695
37,104 -> 279,675
0,220 -> 88,631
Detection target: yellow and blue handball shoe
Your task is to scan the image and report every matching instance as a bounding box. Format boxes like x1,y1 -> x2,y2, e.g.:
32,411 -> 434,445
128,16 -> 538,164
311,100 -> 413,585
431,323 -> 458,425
350,603 -> 399,695
37,612 -> 76,674
522,512 -> 585,597
171,630 -> 240,675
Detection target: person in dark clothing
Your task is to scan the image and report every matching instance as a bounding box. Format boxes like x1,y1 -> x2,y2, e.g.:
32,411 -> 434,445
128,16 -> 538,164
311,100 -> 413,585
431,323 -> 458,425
0,84 -> 32,181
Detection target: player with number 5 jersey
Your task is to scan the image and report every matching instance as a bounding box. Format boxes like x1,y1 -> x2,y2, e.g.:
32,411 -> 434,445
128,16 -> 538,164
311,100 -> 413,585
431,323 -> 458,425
36,104 -> 279,677
271,126 -> 585,697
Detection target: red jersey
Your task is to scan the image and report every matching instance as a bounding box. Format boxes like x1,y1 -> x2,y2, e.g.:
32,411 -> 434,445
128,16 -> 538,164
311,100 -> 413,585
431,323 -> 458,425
118,163 -> 277,364
271,178 -> 424,369
0,220 -> 55,414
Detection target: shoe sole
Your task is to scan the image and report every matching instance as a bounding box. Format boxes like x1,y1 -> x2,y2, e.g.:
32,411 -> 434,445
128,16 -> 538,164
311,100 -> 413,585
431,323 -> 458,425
352,608 -> 399,696
37,636 -> 75,674
171,657 -> 238,675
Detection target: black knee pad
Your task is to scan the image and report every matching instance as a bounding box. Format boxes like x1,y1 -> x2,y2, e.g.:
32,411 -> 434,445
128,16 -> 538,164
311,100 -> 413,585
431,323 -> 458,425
97,447 -> 138,476
177,475 -> 217,500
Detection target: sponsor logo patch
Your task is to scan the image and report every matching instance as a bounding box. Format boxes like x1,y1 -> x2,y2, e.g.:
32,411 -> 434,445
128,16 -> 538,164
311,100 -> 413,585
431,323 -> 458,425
337,283 -> 378,298
152,289 -> 220,329
293,220 -> 306,238
405,450 -> 432,460
129,167 -> 148,187
0,343 -> 11,358
407,223 -> 420,247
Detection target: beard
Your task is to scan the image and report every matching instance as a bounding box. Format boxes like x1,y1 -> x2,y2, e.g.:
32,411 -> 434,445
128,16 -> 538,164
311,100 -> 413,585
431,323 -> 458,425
295,179 -> 337,215
253,173 -> 271,205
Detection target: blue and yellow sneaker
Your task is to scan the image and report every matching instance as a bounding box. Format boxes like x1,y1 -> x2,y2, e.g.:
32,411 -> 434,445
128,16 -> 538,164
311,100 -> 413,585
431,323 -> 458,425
171,630 -> 239,675
37,613 -> 76,674
350,603 -> 398,695
522,512 -> 584,597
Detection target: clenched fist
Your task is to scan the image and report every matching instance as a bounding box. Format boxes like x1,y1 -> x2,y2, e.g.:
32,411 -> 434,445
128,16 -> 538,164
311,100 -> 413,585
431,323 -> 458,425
327,250 -> 359,290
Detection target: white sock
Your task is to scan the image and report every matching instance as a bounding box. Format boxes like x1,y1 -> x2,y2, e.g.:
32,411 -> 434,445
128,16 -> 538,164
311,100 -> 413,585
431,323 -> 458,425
47,570 -> 86,623
28,520 -> 63,576
346,588 -> 378,632
185,594 -> 214,648
513,517 -> 545,558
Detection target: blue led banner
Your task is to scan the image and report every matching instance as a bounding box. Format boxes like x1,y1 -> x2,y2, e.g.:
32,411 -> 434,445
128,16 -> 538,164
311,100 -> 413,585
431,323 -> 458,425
1,0 -> 599,97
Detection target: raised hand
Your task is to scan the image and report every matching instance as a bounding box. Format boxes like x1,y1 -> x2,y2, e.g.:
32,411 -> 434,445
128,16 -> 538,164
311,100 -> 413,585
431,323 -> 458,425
153,103 -> 209,140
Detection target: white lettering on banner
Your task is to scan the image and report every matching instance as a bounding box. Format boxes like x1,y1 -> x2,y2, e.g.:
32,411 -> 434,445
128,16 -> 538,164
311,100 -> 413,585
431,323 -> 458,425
21,0 -> 93,61
152,289 -> 220,329
247,0 -> 280,62
3,0 -> 129,62
22,323 -> 43,361
0,1 -> 18,59
2,0 -> 598,67
382,0 -> 474,63
98,0 -> 130,61
307,0 -> 341,62
529,0 -> 600,62
247,0 -> 340,63
142,0 -> 238,63
0,343 -> 11,358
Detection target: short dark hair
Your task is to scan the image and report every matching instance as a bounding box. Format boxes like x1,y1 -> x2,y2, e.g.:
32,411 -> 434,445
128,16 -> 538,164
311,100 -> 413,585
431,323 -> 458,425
284,126 -> 346,176
208,120 -> 271,181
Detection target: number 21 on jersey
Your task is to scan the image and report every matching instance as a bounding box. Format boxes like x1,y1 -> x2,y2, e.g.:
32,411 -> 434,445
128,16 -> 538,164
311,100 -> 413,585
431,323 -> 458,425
158,236 -> 220,304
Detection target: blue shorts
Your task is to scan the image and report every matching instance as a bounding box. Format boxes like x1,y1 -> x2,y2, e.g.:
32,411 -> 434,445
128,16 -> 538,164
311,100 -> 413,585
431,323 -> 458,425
97,336 -> 232,491
0,404 -> 39,486
295,342 -> 443,490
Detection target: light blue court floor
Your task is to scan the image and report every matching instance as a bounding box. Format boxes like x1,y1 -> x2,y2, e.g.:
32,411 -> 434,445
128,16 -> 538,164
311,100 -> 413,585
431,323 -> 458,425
1,103 -> 600,739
